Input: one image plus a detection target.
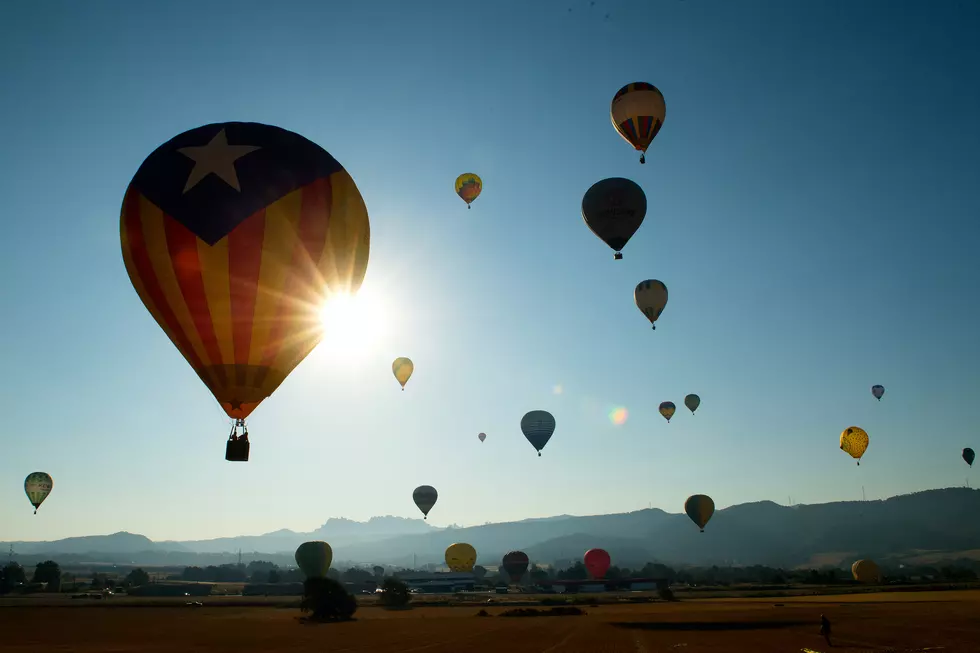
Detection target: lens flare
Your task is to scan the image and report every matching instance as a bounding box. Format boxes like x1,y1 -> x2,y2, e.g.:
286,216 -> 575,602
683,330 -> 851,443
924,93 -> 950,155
609,406 -> 628,426
553,384 -> 564,395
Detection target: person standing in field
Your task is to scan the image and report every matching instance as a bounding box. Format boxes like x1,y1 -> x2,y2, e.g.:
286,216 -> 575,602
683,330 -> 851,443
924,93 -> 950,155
819,613 -> 832,647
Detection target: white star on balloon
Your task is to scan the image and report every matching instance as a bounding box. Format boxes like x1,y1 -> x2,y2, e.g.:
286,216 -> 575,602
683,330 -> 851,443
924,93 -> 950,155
178,128 -> 261,193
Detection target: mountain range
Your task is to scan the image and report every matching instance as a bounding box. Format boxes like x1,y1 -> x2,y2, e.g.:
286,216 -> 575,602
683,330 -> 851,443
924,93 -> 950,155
4,488 -> 979,569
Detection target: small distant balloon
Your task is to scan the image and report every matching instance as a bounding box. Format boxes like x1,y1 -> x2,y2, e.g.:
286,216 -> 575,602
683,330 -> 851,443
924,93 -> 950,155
659,401 -> 676,423
455,173 -> 482,209
684,394 -> 701,414
871,385 -> 885,401
24,472 -> 53,515
445,542 -> 477,572
685,494 -> 714,532
295,541 -> 333,579
582,177 -> 646,260
521,410 -> 556,457
583,548 -> 611,579
413,485 -> 438,519
392,357 -> 414,390
478,432 -> 486,443
840,426 -> 869,465
610,82 -> 666,164
963,448 -> 975,467
635,280 -> 668,329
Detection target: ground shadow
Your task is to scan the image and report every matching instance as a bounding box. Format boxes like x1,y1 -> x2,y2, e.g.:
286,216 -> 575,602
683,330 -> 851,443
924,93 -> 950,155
611,620 -> 809,631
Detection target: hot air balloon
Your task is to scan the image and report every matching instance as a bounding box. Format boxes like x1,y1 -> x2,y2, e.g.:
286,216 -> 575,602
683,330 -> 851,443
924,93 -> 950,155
24,472 -> 53,515
840,427 -> 869,465
445,542 -> 477,572
635,280 -> 668,329
455,173 -> 482,209
851,559 -> 880,584
610,82 -> 666,164
871,385 -> 885,401
964,448 -> 975,467
659,401 -> 676,422
120,123 -> 370,462
413,485 -> 438,519
685,494 -> 714,532
684,394 -> 700,414
295,541 -> 333,578
582,178 -> 646,260
392,357 -> 414,390
501,551 -> 530,584
584,548 -> 611,579
521,410 -> 556,456
478,432 -> 486,442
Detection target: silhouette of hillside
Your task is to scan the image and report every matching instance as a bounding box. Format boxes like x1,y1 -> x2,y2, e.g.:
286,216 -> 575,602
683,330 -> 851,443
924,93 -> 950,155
4,488 -> 978,568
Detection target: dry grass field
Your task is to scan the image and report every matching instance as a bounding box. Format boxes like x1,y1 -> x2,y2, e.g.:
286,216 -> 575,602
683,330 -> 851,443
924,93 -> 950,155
2,590 -> 977,652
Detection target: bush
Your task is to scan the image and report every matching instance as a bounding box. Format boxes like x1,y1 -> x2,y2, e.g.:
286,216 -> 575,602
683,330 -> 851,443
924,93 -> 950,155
658,587 -> 678,602
300,577 -> 357,622
378,578 -> 411,608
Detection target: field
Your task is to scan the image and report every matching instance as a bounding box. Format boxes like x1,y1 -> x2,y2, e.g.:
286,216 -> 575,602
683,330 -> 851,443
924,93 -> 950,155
2,590 -> 978,652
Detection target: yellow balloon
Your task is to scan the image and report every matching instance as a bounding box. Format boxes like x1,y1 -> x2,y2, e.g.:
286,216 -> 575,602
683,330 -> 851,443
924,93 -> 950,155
445,542 -> 477,572
851,559 -> 880,584
840,426 -> 869,465
455,173 -> 482,208
392,357 -> 414,390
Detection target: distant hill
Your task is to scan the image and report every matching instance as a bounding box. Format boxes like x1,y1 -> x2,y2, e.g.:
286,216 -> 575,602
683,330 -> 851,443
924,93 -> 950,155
5,489 -> 979,569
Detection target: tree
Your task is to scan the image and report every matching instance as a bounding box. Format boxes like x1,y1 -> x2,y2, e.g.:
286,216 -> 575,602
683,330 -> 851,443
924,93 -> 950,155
529,565 -> 550,583
267,569 -> 281,583
341,567 -> 373,584
378,578 -> 411,608
125,568 -> 150,587
372,566 -> 385,578
300,577 -> 357,621
1,562 -> 27,594
33,561 -> 61,591
90,573 -> 107,590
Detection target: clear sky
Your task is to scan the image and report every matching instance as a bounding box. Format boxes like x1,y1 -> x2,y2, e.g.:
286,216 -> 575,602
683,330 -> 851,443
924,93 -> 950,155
1,0 -> 978,542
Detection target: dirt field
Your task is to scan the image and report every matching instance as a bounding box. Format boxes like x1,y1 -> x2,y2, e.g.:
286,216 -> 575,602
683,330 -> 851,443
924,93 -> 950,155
2,590 -> 977,652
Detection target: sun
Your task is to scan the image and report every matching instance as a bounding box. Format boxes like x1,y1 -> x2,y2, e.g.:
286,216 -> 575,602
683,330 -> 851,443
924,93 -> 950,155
317,287 -> 386,358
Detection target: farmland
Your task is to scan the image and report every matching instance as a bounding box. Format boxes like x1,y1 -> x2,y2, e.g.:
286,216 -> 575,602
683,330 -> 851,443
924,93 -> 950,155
2,589 -> 978,652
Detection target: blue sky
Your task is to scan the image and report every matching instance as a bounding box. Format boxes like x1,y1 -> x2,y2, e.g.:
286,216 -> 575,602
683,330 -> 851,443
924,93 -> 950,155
1,0 -> 978,541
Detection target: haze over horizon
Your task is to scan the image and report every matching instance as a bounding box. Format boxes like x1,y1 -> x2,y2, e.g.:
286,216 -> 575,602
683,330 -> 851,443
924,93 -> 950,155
2,1 -> 978,543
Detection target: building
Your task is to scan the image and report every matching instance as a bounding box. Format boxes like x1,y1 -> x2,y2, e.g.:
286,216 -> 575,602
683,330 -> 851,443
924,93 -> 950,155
537,578 -> 667,594
393,571 -> 476,593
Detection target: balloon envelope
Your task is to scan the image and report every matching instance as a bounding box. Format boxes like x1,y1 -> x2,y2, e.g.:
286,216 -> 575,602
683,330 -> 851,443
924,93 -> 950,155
635,280 -> 668,329
582,178 -> 646,259
659,401 -> 676,422
445,542 -> 477,572
685,494 -> 715,532
478,432 -> 486,442
584,548 -> 611,579
610,82 -> 666,162
684,394 -> 701,414
24,472 -> 53,514
502,551 -> 530,584
295,541 -> 333,579
871,385 -> 885,401
851,559 -> 880,584
455,173 -> 482,207
840,426 -> 869,465
393,357 -> 414,389
964,448 -> 975,467
413,485 -> 438,518
521,410 -> 556,456
120,122 -> 370,420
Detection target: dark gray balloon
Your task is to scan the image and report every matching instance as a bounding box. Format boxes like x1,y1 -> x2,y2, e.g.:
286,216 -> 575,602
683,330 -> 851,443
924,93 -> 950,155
521,410 -> 556,457
582,177 -> 646,259
413,485 -> 438,519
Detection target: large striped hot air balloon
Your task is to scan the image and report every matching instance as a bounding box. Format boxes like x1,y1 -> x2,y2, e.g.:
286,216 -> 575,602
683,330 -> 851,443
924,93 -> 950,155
120,123 -> 370,461
610,82 -> 666,164
24,472 -> 53,515
413,485 -> 438,519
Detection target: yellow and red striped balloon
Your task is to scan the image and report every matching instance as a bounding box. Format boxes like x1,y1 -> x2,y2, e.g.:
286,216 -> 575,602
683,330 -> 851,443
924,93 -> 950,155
120,122 -> 370,420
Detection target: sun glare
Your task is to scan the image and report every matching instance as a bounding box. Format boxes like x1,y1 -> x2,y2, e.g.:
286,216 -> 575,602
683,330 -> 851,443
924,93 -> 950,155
317,288 -> 386,358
